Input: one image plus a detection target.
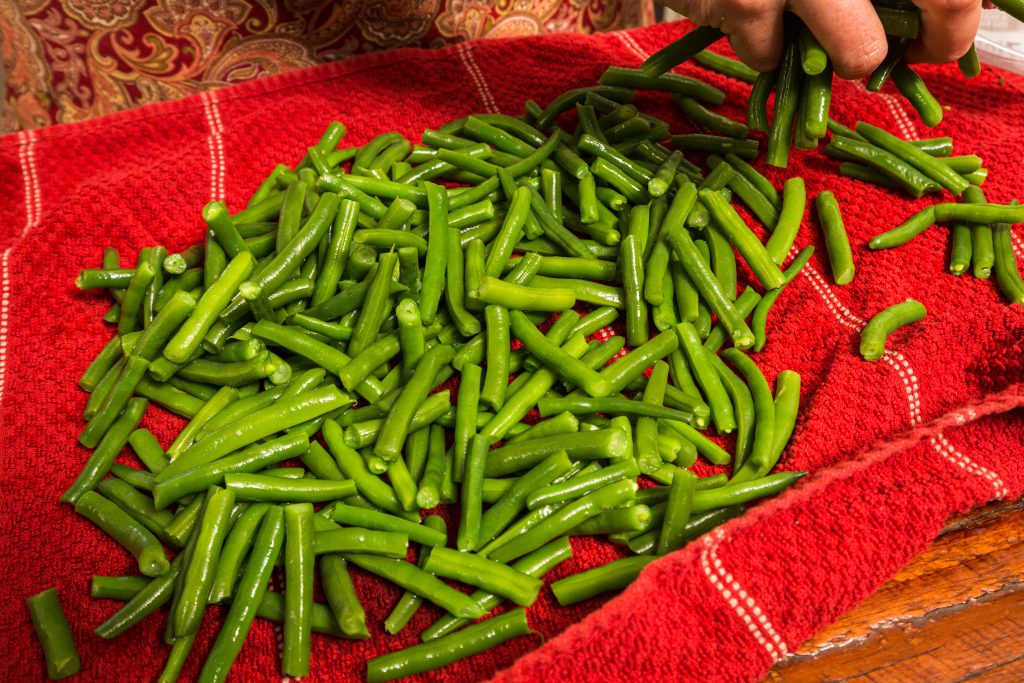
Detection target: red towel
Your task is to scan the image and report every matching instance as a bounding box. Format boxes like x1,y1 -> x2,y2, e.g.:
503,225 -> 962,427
1,20 -> 1022,683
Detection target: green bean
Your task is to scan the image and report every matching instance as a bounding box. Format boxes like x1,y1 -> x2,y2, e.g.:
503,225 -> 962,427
27,588 -> 81,681
224,474 -> 356,502
477,276 -> 576,312
414,424 -> 446,509
528,458 -> 640,510
208,503 -> 269,603
164,251 -> 256,363
382,515 -> 447,635
891,62 -> 943,128
692,48 -> 758,82
797,25 -> 827,75
553,555 -> 658,607
859,299 -> 927,361
97,475 -> 174,544
815,191 -> 855,285
701,189 -> 786,290
416,182 -> 449,324
157,385 -> 349,480
868,206 -> 936,250
64,397 -> 148,504
174,485 -> 235,636
345,553 -> 484,619
600,66 -> 724,105
694,471 -> 805,513
321,554 -> 369,639
198,505 -> 283,683
480,306 -> 511,411
672,134 -> 759,160
828,135 -> 936,198
510,313 -> 611,397
675,322 -> 734,433
127,428 -> 168,474
375,344 -> 453,460
767,41 -> 800,168
534,86 -> 634,129
313,526 -> 408,557
282,501 -> 313,679
719,349 -> 775,480
993,220 -> 1024,304
595,330 -> 675,394
117,258 -> 157,334
443,228 -> 481,336
368,608 -> 533,682
486,422 -> 629,475
336,335 -> 400,394
855,122 -> 968,195
675,96 -> 749,140
934,202 -> 1024,225
74,490 -> 169,577
78,353 -> 150,448
490,479 -> 637,563
958,43 -> 982,78
484,186 -> 530,278
453,363 -> 482,481
611,233 -> 646,345
347,250 -> 398,355
747,70 -> 778,133
641,25 -> 724,77
705,157 -> 778,230
765,177 -> 807,265
79,336 -> 124,393
667,224 -> 754,351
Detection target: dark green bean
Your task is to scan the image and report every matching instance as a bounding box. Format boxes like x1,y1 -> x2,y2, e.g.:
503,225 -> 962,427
767,42 -> 800,168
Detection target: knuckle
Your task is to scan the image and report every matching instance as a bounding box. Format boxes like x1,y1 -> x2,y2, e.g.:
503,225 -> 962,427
834,35 -> 888,78
928,0 -> 976,14
726,0 -> 773,15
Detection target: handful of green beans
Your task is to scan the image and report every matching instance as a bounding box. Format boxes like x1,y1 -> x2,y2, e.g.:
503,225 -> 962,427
58,68 -> 825,681
641,2 -> 1009,167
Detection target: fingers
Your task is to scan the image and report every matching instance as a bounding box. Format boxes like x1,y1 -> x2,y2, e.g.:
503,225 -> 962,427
723,0 -> 787,72
790,0 -> 888,79
908,0 -> 982,64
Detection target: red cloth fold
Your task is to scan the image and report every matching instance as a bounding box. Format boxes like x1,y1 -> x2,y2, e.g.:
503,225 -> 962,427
0,21 -> 1022,683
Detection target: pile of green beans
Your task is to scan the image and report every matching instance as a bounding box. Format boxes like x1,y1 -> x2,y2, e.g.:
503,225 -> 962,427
642,3 -> 994,167
59,73 -> 818,682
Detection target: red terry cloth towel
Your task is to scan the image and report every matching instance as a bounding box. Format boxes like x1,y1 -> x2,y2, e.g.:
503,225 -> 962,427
0,19 -> 1022,683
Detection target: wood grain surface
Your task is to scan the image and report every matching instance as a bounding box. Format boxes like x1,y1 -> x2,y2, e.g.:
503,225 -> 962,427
766,500 -> 1024,682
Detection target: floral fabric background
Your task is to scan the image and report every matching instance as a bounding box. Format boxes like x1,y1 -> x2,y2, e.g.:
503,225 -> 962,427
1,0 -> 653,132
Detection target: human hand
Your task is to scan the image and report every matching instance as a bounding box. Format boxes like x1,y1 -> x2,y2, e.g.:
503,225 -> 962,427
659,1 -> 989,79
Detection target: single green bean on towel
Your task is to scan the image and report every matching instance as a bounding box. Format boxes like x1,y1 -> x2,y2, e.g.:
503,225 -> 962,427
815,191 -> 855,285
27,588 -> 80,680
366,608 -> 533,682
859,299 -> 927,361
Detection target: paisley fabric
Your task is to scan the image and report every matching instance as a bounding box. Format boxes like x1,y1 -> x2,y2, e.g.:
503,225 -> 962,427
1,0 -> 654,132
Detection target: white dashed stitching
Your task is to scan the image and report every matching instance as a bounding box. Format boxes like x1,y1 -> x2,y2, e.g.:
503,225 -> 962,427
700,530 -> 789,661
457,44 -> 500,114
